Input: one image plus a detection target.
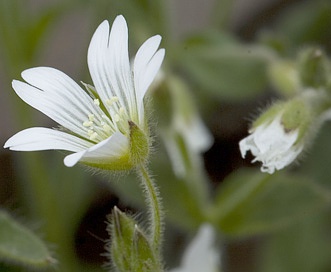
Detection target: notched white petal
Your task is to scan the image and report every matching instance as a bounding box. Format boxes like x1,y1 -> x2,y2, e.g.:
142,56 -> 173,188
134,47 -> 165,104
134,35 -> 162,74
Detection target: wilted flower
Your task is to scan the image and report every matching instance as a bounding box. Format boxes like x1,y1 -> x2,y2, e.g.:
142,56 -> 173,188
239,114 -> 304,174
4,15 -> 165,170
170,224 -> 220,272
239,98 -> 315,174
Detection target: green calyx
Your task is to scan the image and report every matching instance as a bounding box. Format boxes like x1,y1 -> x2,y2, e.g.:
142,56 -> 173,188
109,207 -> 162,272
82,121 -> 150,171
251,103 -> 283,130
281,99 -> 312,141
251,97 -> 314,144
129,121 -> 150,165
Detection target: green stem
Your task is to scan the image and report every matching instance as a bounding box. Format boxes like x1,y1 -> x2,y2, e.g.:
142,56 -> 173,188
137,164 -> 164,254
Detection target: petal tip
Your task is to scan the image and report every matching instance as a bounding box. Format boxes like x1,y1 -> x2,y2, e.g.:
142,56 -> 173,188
114,14 -> 126,24
64,150 -> 86,167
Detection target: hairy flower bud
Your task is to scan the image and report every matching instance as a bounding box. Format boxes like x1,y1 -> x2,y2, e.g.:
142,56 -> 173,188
108,207 -> 161,272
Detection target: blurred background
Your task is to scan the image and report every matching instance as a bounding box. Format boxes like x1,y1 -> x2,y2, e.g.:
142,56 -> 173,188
1,0 -> 331,271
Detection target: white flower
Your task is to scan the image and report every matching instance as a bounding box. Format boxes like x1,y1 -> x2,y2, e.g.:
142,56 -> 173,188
4,15 -> 165,170
170,224 -> 220,272
239,115 -> 303,174
160,76 -> 213,178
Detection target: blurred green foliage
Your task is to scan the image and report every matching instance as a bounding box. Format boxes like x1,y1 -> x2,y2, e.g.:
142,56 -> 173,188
0,211 -> 54,269
1,0 -> 331,271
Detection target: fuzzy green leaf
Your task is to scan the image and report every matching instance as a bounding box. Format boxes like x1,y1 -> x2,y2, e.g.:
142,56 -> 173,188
212,169 -> 329,237
178,31 -> 272,101
0,211 -> 55,269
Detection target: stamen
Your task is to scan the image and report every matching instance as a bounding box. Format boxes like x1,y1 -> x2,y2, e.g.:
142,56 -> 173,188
106,96 -> 119,106
83,121 -> 93,127
114,114 -> 120,123
119,107 -> 126,115
88,114 -> 95,122
103,124 -> 112,133
93,99 -> 100,106
89,132 -> 98,141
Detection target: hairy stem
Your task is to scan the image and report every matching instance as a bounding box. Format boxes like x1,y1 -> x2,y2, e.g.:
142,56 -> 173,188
137,164 -> 164,254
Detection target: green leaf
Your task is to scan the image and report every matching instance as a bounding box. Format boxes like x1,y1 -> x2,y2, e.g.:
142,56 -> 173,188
211,169 -> 329,237
300,122 -> 331,191
153,156 -> 208,230
0,211 -> 55,269
272,0 -> 331,51
259,210 -> 331,272
178,31 -> 273,101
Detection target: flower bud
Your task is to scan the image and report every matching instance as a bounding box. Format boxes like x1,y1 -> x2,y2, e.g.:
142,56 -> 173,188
298,47 -> 330,89
152,75 -> 213,177
132,225 -> 161,271
109,207 -> 136,271
108,207 -> 161,272
268,60 -> 300,97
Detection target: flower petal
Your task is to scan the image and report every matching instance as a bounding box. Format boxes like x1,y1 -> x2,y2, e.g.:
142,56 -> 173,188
177,116 -> 213,153
239,116 -> 302,174
134,47 -> 165,123
108,16 -> 135,112
4,127 -> 91,152
64,132 -> 129,167
87,20 -> 113,103
134,35 -> 161,105
88,16 -> 136,121
13,67 -> 106,137
171,224 -> 220,272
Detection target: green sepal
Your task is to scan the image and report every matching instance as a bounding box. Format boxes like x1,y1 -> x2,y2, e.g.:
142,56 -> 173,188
83,121 -> 150,171
132,225 -> 162,271
129,121 -> 149,165
251,103 -> 283,130
281,98 -> 312,142
109,207 -> 136,271
108,207 -> 162,272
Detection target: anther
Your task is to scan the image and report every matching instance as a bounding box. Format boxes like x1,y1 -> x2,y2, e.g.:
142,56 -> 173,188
83,121 -> 93,127
88,114 -> 95,122
106,96 -> 119,106
114,114 -> 120,123
103,124 -> 112,133
119,107 -> 126,115
93,99 -> 100,106
89,132 -> 98,141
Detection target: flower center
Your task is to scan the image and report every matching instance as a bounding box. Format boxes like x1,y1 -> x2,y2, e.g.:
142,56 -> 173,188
82,96 -> 130,143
